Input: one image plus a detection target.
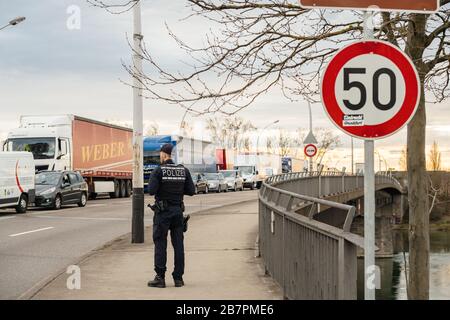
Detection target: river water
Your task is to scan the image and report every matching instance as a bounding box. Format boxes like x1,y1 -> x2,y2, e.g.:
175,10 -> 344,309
357,230 -> 450,300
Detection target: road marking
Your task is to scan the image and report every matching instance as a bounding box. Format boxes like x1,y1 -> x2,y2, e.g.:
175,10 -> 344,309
9,227 -> 54,237
0,216 -> 16,221
33,215 -> 153,222
34,216 -> 128,221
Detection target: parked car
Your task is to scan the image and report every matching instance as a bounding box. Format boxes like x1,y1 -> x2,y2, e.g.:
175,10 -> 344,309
192,173 -> 209,194
219,170 -> 244,191
0,152 -> 35,213
34,171 -> 88,210
203,172 -> 228,193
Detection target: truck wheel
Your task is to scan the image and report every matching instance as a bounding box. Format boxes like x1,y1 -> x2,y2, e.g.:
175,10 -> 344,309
119,180 -> 126,198
78,192 -> 87,207
53,194 -> 62,210
125,180 -> 132,198
15,194 -> 28,214
110,180 -> 120,199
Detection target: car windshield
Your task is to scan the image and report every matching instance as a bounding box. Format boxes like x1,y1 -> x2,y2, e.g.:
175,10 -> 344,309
204,173 -> 219,180
236,166 -> 253,175
220,171 -> 236,178
36,172 -> 61,186
7,138 -> 56,160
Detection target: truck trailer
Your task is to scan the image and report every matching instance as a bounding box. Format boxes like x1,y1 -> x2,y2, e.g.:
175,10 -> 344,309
3,115 -> 133,199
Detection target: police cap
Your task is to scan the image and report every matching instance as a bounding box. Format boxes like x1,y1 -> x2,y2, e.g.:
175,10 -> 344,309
160,143 -> 174,155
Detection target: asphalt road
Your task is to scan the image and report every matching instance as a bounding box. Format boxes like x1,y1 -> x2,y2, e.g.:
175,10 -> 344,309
0,190 -> 258,300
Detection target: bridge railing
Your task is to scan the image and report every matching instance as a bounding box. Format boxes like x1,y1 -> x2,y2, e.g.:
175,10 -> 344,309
259,171 -> 365,300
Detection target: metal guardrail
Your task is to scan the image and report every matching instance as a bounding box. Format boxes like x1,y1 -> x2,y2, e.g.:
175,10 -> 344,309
258,171 -> 402,300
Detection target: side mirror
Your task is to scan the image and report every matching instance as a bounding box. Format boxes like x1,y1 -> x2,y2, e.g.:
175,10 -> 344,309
58,139 -> 68,159
62,181 -> 70,188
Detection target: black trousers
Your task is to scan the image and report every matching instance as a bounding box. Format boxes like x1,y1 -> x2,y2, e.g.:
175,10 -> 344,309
152,205 -> 184,279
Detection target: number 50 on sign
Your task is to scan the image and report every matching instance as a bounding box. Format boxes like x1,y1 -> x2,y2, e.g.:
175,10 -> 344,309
321,40 -> 420,140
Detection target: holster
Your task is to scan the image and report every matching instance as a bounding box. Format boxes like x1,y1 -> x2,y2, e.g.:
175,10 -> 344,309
183,214 -> 190,233
148,200 -> 168,215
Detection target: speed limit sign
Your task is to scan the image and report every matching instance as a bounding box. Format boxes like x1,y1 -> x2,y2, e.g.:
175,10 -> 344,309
304,144 -> 317,158
321,40 -> 420,140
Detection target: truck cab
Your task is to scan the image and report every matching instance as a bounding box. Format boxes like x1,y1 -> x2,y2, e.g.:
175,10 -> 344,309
3,115 -> 72,172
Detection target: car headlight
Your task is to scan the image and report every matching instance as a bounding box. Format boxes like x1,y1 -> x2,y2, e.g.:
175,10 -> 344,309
40,187 -> 56,196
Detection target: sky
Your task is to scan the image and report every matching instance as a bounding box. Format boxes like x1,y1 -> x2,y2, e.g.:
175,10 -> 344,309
0,0 -> 449,170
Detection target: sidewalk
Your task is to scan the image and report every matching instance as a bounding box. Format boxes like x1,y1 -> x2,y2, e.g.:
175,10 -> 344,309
32,200 -> 282,300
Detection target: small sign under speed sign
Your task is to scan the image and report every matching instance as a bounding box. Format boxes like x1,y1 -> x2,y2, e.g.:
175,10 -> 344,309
321,40 -> 420,140
304,144 -> 317,158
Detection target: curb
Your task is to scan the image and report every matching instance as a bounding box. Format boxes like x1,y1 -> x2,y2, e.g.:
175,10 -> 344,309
18,197 -> 258,300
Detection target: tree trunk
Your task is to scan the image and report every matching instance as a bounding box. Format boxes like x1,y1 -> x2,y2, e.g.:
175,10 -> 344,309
406,78 -> 430,300
404,12 -> 430,300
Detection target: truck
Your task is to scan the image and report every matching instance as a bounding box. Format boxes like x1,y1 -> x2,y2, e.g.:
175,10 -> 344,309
282,157 -> 304,173
3,115 -> 133,199
233,152 -> 282,189
0,152 -> 35,213
143,135 -> 217,192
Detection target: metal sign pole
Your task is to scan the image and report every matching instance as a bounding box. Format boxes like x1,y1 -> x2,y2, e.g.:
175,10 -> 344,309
363,10 -> 376,300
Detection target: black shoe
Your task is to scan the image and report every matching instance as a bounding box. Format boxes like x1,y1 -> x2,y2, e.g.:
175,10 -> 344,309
174,278 -> 184,287
148,275 -> 166,288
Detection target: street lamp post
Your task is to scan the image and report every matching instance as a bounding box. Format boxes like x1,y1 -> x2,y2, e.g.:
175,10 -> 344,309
0,17 -> 26,31
256,120 -> 279,155
131,1 -> 145,244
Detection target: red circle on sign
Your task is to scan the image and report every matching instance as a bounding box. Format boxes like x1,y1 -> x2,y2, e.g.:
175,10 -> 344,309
304,144 -> 317,158
321,40 -> 420,140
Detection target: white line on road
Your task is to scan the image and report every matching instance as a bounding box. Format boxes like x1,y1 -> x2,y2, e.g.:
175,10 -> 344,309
0,216 -> 16,221
34,215 -> 128,221
33,215 -> 153,222
87,204 -> 108,208
9,227 -> 54,237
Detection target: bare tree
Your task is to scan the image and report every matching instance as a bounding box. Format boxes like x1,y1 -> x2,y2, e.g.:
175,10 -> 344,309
206,116 -> 255,151
145,122 -> 159,136
399,146 -> 408,171
266,138 -> 274,154
428,141 -> 442,171
277,129 -> 295,157
91,0 -> 450,299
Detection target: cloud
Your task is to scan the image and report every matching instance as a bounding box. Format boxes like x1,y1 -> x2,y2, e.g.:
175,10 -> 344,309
0,0 -> 449,170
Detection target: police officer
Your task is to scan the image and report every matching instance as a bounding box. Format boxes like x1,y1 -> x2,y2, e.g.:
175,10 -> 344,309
147,143 -> 195,288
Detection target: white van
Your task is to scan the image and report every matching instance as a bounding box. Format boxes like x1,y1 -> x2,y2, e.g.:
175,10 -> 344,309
0,152 -> 35,213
